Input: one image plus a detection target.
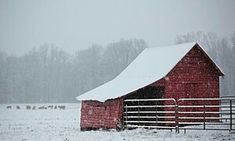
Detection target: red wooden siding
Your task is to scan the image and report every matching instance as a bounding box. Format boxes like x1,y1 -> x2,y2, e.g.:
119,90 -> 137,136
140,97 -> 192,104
164,46 -> 220,100
80,98 -> 123,130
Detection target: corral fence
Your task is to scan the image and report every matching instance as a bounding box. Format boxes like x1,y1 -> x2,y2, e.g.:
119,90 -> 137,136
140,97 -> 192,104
123,97 -> 235,133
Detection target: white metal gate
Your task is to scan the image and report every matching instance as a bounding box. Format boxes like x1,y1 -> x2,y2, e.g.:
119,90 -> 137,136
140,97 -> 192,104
177,97 -> 235,132
123,97 -> 235,133
124,98 -> 177,131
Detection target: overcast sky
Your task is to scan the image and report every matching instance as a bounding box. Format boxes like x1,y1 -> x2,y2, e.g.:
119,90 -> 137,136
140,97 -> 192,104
0,0 -> 235,55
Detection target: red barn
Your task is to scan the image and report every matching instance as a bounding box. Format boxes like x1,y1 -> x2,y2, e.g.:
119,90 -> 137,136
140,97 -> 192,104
76,42 -> 224,130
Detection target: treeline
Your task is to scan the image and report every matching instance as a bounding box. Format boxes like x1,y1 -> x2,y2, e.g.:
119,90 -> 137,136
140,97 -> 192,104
0,39 -> 147,103
0,32 -> 235,103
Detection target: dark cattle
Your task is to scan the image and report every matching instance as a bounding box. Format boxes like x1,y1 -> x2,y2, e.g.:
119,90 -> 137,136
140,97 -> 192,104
38,106 -> 47,110
26,105 -> 31,110
16,106 -> 20,109
48,105 -> 53,109
58,106 -> 65,110
6,106 -> 12,109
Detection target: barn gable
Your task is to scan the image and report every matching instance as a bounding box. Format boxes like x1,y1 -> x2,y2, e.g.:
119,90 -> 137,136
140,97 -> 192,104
162,44 -> 223,100
76,42 -> 223,102
167,44 -> 223,77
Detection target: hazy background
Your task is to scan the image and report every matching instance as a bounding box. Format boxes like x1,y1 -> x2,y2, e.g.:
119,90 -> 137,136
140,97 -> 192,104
0,0 -> 235,103
1,0 -> 235,55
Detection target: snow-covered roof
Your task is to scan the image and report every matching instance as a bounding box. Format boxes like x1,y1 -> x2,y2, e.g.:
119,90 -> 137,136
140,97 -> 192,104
76,42 -> 223,102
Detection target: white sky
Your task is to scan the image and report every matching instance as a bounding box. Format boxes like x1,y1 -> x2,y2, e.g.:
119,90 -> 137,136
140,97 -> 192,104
0,0 -> 235,55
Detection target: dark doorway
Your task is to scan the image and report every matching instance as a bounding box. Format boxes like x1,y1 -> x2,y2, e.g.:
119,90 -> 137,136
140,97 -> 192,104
125,86 -> 164,99
124,86 -> 165,127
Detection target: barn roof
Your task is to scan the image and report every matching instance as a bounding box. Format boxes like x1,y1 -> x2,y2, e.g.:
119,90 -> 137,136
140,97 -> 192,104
76,42 -> 223,102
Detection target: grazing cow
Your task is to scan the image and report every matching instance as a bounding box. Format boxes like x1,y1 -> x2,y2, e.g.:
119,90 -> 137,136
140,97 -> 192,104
26,105 -> 31,110
58,105 -> 66,110
32,106 -> 36,110
38,106 -> 47,110
48,105 -> 53,109
6,106 -> 12,109
16,106 -> 20,109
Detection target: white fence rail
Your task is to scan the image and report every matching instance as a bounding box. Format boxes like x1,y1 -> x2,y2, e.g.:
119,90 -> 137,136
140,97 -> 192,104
123,97 -> 235,133
124,98 -> 177,131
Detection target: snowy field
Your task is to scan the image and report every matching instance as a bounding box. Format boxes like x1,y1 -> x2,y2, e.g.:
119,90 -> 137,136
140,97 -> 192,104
0,103 -> 234,141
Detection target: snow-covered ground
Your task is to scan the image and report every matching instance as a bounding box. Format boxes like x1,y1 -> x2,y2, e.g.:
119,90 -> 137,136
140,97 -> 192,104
0,103 -> 234,141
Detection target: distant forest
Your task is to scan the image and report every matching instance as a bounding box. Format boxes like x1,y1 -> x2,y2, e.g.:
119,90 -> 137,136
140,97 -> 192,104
0,32 -> 235,103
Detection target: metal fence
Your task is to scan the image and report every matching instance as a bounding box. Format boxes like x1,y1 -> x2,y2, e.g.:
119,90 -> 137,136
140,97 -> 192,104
123,97 -> 235,133
124,98 -> 177,131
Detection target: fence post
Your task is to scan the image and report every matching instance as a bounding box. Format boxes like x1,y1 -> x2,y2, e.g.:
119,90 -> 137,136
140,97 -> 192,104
138,100 -> 140,126
125,103 -> 128,128
156,104 -> 158,125
230,100 -> 232,131
203,104 -> 206,130
175,104 -> 179,133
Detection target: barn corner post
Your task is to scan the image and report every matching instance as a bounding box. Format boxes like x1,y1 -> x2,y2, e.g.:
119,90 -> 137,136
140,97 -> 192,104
80,100 -> 86,131
229,99 -> 232,131
119,97 -> 125,131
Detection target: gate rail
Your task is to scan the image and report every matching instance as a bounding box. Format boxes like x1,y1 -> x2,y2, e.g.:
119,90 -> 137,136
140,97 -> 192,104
124,98 -> 177,131
177,97 -> 235,132
123,97 -> 235,133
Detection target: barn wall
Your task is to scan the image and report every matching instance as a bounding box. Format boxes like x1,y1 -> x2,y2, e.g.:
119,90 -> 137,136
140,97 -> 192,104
80,98 -> 123,130
164,46 -> 220,100
149,45 -> 220,106
162,46 -> 220,121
